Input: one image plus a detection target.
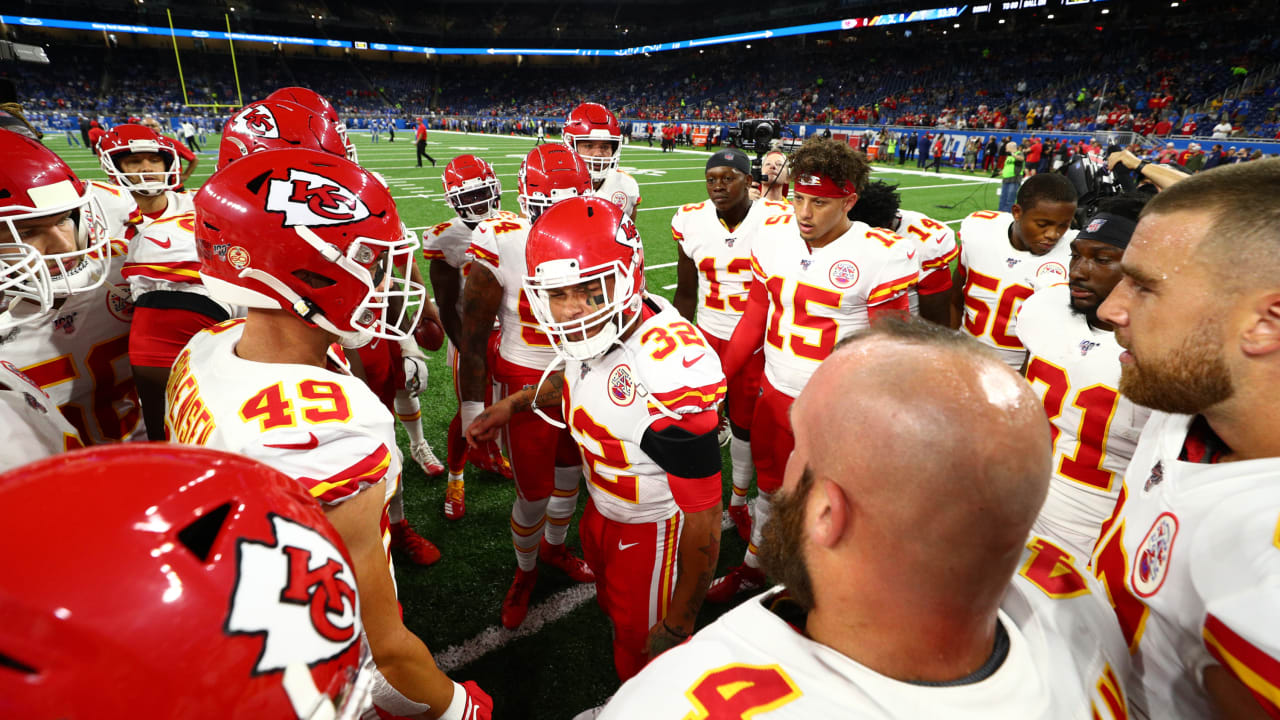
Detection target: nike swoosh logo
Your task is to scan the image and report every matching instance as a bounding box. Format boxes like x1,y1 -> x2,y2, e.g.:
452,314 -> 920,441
682,354 -> 705,368
618,541 -> 640,551
264,432 -> 319,451
149,236 -> 172,249
906,250 -> 917,260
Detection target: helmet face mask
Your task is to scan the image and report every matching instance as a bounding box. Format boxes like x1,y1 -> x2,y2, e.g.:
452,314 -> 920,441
99,125 -> 182,196
442,155 -> 502,224
562,103 -> 623,183
0,132 -> 112,307
522,197 -> 645,362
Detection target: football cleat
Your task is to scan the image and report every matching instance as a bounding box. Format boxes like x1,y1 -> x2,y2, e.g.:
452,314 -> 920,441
728,504 -> 752,543
444,479 -> 466,520
501,567 -> 538,629
471,446 -> 514,479
705,563 -> 766,604
389,519 -> 442,566
539,539 -> 595,583
410,440 -> 446,477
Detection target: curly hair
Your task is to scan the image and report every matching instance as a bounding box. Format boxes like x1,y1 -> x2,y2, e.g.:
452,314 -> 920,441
846,180 -> 900,228
789,136 -> 871,192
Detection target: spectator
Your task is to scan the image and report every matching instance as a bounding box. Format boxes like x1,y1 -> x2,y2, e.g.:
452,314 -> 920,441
998,141 -> 1023,212
1203,143 -> 1226,170
180,119 -> 198,153
1212,118 -> 1233,138
1184,142 -> 1206,172
1024,136 -> 1043,177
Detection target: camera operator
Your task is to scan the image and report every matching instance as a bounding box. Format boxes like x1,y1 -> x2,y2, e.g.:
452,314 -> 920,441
750,149 -> 790,203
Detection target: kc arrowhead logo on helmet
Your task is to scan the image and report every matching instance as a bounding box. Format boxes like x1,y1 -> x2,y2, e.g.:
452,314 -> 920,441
265,168 -> 371,227
226,513 -> 361,673
230,104 -> 280,139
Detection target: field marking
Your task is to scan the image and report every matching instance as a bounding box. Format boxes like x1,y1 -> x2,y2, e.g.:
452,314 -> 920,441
434,510 -> 738,673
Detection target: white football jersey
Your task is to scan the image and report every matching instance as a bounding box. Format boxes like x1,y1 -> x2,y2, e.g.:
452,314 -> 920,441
596,169 -> 641,217
0,358 -> 84,471
1090,411 -> 1280,719
604,536 -> 1131,719
468,215 -> 556,370
0,249 -> 144,445
88,180 -> 143,240
957,210 -> 1073,368
422,211 -> 518,316
166,319 -> 401,512
751,215 -> 918,398
1020,285 -> 1151,559
120,191 -> 218,301
895,208 -> 959,315
671,199 -> 789,342
562,296 -> 726,524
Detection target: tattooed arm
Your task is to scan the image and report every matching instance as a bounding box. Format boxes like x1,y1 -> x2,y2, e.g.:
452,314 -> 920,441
458,264 -> 503,403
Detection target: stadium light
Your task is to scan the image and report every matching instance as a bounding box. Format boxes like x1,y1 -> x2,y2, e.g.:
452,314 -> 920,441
1100,8 -> 1110,13
1047,13 -> 1054,18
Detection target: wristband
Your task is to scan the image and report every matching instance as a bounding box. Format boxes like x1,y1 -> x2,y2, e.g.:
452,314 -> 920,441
1135,160 -> 1149,174
461,401 -> 484,433
437,681 -> 469,720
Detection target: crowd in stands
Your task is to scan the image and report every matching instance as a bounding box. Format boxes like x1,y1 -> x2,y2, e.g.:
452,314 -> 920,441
7,7 -> 1280,140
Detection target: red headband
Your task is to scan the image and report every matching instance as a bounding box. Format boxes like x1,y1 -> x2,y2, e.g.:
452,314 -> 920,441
793,172 -> 857,198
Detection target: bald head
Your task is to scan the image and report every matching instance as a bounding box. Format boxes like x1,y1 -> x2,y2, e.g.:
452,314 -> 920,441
791,318 -> 1051,608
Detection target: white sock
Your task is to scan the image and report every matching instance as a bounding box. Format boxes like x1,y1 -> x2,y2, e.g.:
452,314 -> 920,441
511,495 -> 550,571
448,471 -> 464,484
729,435 -> 753,506
394,390 -> 424,445
544,465 -> 582,546
743,490 -> 772,569
388,479 -> 406,524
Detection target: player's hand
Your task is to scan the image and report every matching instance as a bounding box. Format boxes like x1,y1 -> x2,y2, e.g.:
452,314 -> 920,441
402,354 -> 429,395
645,619 -> 689,660
465,400 -> 512,448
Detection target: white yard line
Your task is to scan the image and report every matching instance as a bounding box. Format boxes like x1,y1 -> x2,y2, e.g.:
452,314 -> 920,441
434,510 -> 738,672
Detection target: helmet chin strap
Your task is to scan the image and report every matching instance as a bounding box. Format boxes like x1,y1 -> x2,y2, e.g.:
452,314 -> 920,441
239,267 -> 370,348
531,356 -> 568,430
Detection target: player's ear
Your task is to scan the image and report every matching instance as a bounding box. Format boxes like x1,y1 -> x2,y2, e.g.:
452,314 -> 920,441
1239,291 -> 1280,358
810,477 -> 850,549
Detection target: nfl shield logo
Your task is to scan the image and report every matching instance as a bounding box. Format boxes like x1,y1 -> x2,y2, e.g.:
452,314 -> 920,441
1144,461 -> 1165,491
800,259 -> 813,270
725,237 -> 736,247
1006,258 -> 1020,268
1087,217 -> 1107,233
1079,340 -> 1100,356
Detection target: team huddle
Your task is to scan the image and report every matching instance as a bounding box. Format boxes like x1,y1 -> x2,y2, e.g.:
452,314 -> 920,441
0,85 -> 1277,720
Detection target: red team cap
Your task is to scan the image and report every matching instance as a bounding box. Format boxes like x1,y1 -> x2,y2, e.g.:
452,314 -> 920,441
0,444 -> 374,720
218,100 -> 349,171
793,171 -> 857,198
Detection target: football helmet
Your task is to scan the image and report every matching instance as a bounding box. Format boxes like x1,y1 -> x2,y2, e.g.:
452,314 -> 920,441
0,444 -> 374,720
0,131 -> 110,305
523,197 -> 645,361
441,154 -> 502,224
196,148 -> 425,348
97,123 -> 182,196
266,86 -> 357,162
218,100 -> 348,171
562,102 -> 623,183
517,144 -> 593,221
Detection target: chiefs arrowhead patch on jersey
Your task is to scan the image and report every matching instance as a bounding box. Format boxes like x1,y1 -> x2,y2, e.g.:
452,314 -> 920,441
226,513 -> 361,674
265,168 -> 371,228
230,104 -> 281,139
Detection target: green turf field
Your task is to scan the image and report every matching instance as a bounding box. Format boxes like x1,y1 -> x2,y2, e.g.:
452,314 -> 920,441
45,130 -> 1005,719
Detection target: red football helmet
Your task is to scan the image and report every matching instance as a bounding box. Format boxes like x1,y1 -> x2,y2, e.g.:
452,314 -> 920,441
523,196 -> 645,361
0,130 -> 109,306
0,444 -> 374,719
219,100 -> 348,170
562,102 -> 623,183
266,87 -> 356,162
518,144 -> 593,221
195,148 -> 425,348
97,123 -> 182,196
441,154 -> 502,224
